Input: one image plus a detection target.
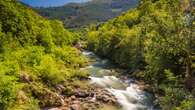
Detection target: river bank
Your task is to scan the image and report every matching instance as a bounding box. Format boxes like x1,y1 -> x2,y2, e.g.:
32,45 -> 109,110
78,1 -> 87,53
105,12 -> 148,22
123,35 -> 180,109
81,51 -> 156,110
44,81 -> 119,110
44,50 -> 157,110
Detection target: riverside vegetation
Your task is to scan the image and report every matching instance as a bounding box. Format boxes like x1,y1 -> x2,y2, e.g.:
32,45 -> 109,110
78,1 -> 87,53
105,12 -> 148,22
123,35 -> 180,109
87,0 -> 195,109
0,0 -> 195,110
0,0 -> 89,109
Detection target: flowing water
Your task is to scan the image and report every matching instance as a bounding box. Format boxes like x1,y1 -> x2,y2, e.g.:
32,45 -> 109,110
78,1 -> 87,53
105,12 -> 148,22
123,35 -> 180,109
82,50 -> 157,110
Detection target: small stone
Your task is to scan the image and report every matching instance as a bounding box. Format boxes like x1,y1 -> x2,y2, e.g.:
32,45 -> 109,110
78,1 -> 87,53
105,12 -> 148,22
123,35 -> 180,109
71,95 -> 76,100
56,84 -> 65,92
70,104 -> 80,110
48,108 -> 61,110
73,100 -> 80,104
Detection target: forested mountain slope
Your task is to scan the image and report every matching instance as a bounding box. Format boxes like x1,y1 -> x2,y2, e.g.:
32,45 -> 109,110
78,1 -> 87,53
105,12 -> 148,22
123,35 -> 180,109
0,0 -> 88,109
34,0 -> 139,28
1,0 -> 195,109
87,0 -> 195,109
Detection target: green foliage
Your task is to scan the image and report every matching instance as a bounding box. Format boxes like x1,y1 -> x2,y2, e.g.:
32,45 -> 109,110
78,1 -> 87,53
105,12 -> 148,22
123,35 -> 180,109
0,72 -> 21,109
163,69 -> 177,85
159,87 -> 195,110
35,55 -> 65,85
0,0 -> 77,50
87,19 -> 143,68
0,0 -> 88,109
87,0 -> 194,109
52,46 -> 87,67
50,20 -> 74,46
176,100 -> 195,110
87,0 -> 190,79
0,57 -> 21,109
8,96 -> 40,110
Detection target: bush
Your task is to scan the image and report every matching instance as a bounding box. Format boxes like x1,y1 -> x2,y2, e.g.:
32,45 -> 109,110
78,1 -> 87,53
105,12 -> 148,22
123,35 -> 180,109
176,100 -> 195,110
0,60 -> 21,109
35,55 -> 65,85
52,46 -> 87,68
159,87 -> 194,110
0,75 -> 21,110
8,96 -> 40,110
65,69 -> 89,79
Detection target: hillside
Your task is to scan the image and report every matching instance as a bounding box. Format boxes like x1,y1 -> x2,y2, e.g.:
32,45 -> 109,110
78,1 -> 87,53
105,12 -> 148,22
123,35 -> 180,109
35,0 -> 139,28
87,0 -> 195,109
1,0 -> 195,110
21,0 -> 91,7
0,0 -> 88,109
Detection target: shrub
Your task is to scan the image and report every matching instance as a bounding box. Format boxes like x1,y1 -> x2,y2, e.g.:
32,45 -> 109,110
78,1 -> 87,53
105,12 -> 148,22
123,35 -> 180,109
159,87 -> 193,109
52,46 -> 87,68
8,96 -> 40,110
0,75 -> 21,110
35,55 -> 65,85
176,100 -> 195,110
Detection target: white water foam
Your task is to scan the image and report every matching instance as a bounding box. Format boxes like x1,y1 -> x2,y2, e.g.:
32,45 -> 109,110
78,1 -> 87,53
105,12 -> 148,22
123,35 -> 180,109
90,76 -> 153,110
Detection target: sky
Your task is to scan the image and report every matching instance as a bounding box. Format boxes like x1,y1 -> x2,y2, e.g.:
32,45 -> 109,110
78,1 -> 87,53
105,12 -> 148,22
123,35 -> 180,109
21,0 -> 91,7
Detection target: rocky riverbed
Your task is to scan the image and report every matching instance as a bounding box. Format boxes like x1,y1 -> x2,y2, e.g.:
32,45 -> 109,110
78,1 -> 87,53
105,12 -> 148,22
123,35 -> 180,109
44,83 -> 119,110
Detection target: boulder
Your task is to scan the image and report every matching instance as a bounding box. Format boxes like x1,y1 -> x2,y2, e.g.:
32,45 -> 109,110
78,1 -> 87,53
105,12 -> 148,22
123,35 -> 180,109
75,90 -> 89,98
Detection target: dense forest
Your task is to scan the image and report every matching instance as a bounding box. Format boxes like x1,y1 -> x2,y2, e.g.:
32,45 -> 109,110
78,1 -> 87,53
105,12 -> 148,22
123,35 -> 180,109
35,0 -> 139,28
0,0 -> 88,109
0,0 -> 195,110
87,0 -> 195,109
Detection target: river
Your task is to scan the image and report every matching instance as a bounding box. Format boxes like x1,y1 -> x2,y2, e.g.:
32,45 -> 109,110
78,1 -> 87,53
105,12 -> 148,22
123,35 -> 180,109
82,50 -> 157,110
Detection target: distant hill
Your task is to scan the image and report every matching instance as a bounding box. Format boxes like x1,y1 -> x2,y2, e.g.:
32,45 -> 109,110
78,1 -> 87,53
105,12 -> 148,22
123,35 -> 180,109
35,0 -> 139,28
21,0 -> 91,7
